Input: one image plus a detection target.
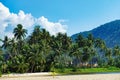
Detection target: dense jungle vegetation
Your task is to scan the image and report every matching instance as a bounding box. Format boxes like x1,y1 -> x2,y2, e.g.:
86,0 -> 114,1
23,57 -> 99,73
0,24 -> 120,75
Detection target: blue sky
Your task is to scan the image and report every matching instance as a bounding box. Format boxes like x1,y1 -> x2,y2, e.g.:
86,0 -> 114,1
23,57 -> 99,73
0,0 -> 120,37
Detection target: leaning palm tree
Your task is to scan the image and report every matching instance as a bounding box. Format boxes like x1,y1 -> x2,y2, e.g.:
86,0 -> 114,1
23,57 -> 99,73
13,24 -> 27,41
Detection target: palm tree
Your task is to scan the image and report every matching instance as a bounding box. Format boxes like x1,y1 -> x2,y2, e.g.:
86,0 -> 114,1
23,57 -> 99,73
87,34 -> 94,47
95,38 -> 106,51
13,24 -> 27,41
113,46 -> 120,66
89,48 -> 96,67
9,38 -> 17,56
41,28 -> 51,55
75,34 -> 86,48
82,46 -> 91,67
45,33 -> 68,71
9,54 -> 29,73
0,36 -> 10,49
62,33 -> 72,51
113,45 -> 120,57
27,44 -> 46,72
70,44 -> 82,67
105,48 -> 113,66
105,48 -> 112,60
28,26 -> 41,44
41,28 -> 50,40
13,24 -> 27,54
87,34 -> 94,42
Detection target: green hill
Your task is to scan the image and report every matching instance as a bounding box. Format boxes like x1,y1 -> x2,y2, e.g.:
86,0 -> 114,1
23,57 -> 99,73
71,20 -> 120,47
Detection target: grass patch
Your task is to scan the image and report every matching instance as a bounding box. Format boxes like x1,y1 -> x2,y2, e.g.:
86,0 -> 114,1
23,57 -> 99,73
54,67 -> 120,75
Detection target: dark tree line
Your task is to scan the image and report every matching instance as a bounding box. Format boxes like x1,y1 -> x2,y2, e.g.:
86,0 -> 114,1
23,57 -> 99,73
0,24 -> 120,74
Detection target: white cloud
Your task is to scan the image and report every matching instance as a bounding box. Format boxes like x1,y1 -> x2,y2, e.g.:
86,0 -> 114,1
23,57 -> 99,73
0,2 -> 10,39
7,10 -> 35,29
0,2 -> 67,40
37,16 -> 67,35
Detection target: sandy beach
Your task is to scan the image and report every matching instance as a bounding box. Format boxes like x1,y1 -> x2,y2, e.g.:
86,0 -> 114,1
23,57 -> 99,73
0,73 -> 120,80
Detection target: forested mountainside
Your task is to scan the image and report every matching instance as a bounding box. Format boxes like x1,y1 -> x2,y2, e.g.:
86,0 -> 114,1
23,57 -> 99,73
72,20 -> 120,47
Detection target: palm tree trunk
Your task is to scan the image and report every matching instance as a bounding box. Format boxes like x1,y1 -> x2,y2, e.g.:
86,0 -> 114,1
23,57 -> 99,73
31,63 -> 35,73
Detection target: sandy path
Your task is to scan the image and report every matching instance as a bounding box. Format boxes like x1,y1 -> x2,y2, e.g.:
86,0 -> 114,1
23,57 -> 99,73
0,73 -> 120,80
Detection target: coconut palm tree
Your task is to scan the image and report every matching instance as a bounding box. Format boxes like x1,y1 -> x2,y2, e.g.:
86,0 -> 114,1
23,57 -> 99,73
62,33 -> 72,51
70,43 -> 82,67
105,48 -> 113,66
95,38 -> 106,51
27,44 -> 46,72
0,36 -> 10,49
87,34 -> 94,47
9,38 -> 17,56
13,24 -> 27,41
113,45 -> 120,57
28,26 -> 41,44
75,34 -> 86,48
82,46 -> 91,67
13,24 -> 27,54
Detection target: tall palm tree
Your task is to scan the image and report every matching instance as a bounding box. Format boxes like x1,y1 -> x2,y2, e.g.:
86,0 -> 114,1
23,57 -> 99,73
62,33 -> 72,51
13,24 -> 27,41
70,43 -> 82,67
28,26 -> 41,44
41,28 -> 51,55
13,24 -> 27,54
82,46 -> 91,67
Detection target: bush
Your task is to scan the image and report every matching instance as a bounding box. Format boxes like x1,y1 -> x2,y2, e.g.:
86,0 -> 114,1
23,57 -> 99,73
72,67 -> 77,72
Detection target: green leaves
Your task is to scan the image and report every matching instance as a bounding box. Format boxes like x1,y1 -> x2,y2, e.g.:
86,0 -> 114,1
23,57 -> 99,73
1,24 -> 120,74
13,24 -> 27,41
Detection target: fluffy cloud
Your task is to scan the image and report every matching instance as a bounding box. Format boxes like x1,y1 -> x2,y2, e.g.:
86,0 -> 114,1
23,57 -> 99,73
0,2 -> 67,39
38,16 -> 67,35
7,10 -> 35,29
0,2 -> 35,39
0,2 -> 10,34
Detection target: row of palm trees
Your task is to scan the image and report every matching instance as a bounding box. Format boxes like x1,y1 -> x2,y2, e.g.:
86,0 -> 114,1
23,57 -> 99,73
0,24 -> 120,74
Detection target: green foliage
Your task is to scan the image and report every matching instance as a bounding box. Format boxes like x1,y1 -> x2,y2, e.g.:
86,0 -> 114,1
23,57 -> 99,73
55,67 -> 120,75
0,24 -> 120,74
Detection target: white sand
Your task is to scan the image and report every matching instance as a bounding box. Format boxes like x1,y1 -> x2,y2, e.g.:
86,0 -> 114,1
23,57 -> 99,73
0,73 -> 120,80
